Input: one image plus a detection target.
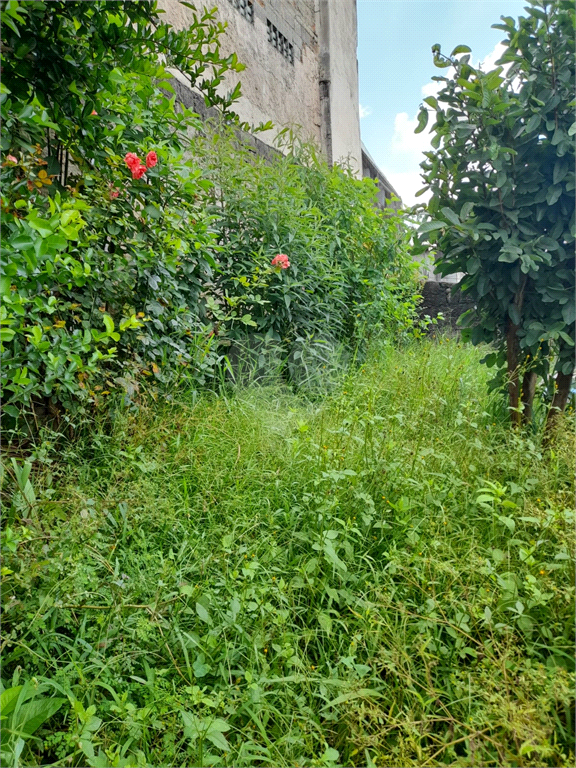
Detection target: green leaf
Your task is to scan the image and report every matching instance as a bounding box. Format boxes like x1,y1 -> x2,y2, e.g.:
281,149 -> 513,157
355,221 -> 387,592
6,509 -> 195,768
196,602 -> 212,624
318,612 -> 332,634
0,686 -> 24,717
206,720 -> 230,751
321,689 -> 382,711
108,68 -> 126,85
9,235 -> 34,251
508,305 -> 521,325
15,697 -> 66,736
546,186 -> 562,206
562,301 -> 575,326
144,205 -> 161,220
524,114 -> 540,134
418,220 -> 445,234
193,654 -> 210,678
497,515 -> 515,533
26,219 -> 53,238
103,315 -> 115,335
441,207 -> 461,226
414,108 -> 429,134
451,44 -> 472,56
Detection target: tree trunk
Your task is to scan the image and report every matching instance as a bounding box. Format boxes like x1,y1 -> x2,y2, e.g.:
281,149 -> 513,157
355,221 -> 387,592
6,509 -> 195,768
506,321 -> 521,427
507,276 -> 528,428
521,370 -> 537,425
545,368 -> 574,434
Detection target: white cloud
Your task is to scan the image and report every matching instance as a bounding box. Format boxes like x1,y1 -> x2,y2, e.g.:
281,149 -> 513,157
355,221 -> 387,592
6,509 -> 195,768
475,42 -> 507,72
359,103 -> 372,119
421,80 -> 442,99
386,171 -> 430,209
386,112 -> 434,207
391,111 -> 433,156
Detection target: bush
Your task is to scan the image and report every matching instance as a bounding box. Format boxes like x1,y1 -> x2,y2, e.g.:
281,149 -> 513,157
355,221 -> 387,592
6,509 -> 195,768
190,125 -> 419,364
1,3 -> 419,435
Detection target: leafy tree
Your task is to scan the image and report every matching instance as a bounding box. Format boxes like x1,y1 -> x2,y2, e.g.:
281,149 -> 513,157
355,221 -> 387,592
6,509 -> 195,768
0,0 -> 247,156
413,0 -> 575,429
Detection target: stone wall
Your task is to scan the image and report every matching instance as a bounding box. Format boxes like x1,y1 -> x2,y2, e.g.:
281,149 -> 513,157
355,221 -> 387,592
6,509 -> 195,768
419,281 -> 475,331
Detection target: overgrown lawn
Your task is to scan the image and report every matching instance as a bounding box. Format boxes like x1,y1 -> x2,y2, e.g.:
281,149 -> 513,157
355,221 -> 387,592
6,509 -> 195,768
2,339 -> 574,767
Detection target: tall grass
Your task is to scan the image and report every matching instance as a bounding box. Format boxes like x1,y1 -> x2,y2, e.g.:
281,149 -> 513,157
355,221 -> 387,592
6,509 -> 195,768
1,338 -> 574,768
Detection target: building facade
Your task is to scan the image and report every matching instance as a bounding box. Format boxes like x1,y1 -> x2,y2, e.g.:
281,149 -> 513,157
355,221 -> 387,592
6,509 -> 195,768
158,0 -> 397,203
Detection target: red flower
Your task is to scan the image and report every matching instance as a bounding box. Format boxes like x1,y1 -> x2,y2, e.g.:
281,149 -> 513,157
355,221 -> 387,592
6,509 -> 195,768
124,152 -> 141,171
109,186 -> 120,199
91,110 -> 98,116
271,253 -> 290,269
132,165 -> 147,180
145,151 -> 158,168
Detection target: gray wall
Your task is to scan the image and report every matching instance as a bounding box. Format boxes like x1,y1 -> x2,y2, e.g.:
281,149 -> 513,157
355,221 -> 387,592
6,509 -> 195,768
159,0 -> 321,149
158,0 -> 363,175
419,281 -> 475,331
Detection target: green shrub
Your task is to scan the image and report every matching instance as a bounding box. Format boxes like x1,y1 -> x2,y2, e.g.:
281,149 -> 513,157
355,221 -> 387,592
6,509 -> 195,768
1,3 -> 419,435
193,126 -> 418,357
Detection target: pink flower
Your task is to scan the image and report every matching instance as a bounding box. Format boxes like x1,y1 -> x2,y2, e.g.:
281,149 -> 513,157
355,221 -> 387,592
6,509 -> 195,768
132,165 -> 147,180
271,253 -> 290,269
145,151 -> 158,169
6,155 -> 17,164
109,187 -> 120,199
91,110 -> 98,116
124,152 -> 141,171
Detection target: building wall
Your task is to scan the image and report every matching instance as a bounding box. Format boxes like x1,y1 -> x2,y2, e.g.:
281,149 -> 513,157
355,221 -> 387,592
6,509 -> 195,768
325,0 -> 362,175
158,0 -> 322,149
362,142 -> 401,209
419,281 -> 475,332
158,0 -> 363,176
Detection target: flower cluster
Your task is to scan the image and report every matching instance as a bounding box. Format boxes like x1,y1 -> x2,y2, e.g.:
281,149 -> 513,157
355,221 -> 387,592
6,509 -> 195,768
124,151 -> 158,180
271,253 -> 290,269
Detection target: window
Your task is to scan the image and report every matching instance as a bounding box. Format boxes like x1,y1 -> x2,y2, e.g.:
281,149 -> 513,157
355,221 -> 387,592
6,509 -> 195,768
267,19 -> 294,64
228,0 -> 254,24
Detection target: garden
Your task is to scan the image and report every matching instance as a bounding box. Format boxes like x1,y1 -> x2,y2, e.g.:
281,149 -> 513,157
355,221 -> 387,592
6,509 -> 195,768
1,1 -> 574,767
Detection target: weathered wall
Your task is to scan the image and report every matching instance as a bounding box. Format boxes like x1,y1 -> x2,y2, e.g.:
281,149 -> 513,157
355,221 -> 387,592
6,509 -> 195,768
326,0 -> 362,176
362,142 -> 401,208
419,281 -> 475,331
158,0 -> 321,150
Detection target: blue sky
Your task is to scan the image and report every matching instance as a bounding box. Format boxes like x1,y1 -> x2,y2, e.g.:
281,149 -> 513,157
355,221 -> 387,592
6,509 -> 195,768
357,0 -> 529,206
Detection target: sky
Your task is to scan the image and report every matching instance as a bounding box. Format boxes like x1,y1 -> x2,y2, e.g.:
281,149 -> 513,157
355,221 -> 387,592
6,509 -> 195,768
357,0 -> 530,207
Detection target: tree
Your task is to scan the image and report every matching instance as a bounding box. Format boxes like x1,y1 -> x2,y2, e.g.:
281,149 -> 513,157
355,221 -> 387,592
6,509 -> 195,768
413,0 -> 575,430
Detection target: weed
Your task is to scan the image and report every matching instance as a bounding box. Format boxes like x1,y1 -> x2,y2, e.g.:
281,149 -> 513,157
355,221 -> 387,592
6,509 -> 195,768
1,339 -> 574,767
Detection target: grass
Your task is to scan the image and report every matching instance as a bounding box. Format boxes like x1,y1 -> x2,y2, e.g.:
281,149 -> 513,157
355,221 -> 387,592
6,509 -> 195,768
1,338 -> 574,768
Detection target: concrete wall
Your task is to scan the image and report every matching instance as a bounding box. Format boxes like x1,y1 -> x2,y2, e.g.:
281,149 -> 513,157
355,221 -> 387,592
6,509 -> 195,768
362,142 -> 401,208
158,0 -> 321,150
158,0 -> 362,176
325,0 -> 362,176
